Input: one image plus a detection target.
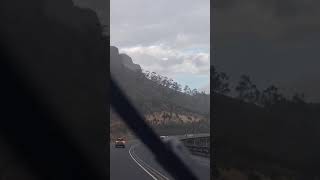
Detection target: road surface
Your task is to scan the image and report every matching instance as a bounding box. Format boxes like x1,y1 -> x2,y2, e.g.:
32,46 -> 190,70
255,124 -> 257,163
110,140 -> 210,180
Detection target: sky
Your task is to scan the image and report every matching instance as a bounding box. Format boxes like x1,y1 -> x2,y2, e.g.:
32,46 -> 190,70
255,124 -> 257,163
110,0 -> 210,93
214,0 -> 320,102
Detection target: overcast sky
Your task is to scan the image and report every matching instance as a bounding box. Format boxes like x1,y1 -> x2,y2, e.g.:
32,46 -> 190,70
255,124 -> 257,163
214,0 -> 320,102
110,0 -> 210,92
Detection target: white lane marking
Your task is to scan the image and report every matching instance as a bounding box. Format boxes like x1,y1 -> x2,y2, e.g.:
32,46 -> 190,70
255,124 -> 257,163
129,144 -> 158,180
131,146 -> 170,180
131,149 -> 165,180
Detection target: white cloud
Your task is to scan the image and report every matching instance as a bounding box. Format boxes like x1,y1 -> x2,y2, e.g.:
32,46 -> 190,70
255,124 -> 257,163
120,44 -> 209,77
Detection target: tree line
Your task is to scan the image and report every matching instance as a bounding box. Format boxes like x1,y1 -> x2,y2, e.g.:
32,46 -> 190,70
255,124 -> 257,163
211,65 -> 306,107
141,70 -> 207,96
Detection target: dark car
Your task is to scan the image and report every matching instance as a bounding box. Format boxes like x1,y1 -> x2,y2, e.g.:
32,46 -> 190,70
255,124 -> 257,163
115,137 -> 126,148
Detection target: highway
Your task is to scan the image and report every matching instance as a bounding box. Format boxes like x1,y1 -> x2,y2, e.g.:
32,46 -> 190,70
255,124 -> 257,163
110,140 -> 210,180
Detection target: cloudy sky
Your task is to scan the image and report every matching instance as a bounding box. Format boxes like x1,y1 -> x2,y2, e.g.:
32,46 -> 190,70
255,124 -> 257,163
110,0 -> 210,92
214,0 -> 320,102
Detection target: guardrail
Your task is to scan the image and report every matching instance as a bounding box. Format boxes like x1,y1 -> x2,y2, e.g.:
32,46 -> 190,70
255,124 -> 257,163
179,134 -> 210,158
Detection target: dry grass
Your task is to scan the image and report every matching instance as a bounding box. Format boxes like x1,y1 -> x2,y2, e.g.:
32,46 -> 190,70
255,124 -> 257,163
144,111 -> 207,124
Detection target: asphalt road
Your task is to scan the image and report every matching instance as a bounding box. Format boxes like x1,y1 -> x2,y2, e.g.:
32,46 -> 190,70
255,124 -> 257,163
110,140 -> 210,180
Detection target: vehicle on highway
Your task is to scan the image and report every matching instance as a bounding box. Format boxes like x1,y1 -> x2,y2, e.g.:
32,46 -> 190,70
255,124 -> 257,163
115,137 -> 126,148
160,135 -> 167,140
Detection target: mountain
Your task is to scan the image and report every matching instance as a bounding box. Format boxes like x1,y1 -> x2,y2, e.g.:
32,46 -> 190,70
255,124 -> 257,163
110,46 -> 141,72
110,46 -> 209,137
110,46 -> 209,115
119,54 -> 142,72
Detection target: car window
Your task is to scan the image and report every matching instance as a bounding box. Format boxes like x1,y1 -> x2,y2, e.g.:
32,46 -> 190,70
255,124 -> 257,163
110,0 -> 210,179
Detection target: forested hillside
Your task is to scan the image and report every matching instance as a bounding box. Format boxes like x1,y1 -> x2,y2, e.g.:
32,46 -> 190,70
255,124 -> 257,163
110,46 -> 210,138
212,65 -> 320,179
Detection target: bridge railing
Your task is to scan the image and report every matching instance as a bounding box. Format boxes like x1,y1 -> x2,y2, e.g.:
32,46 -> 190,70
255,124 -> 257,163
179,135 -> 210,158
